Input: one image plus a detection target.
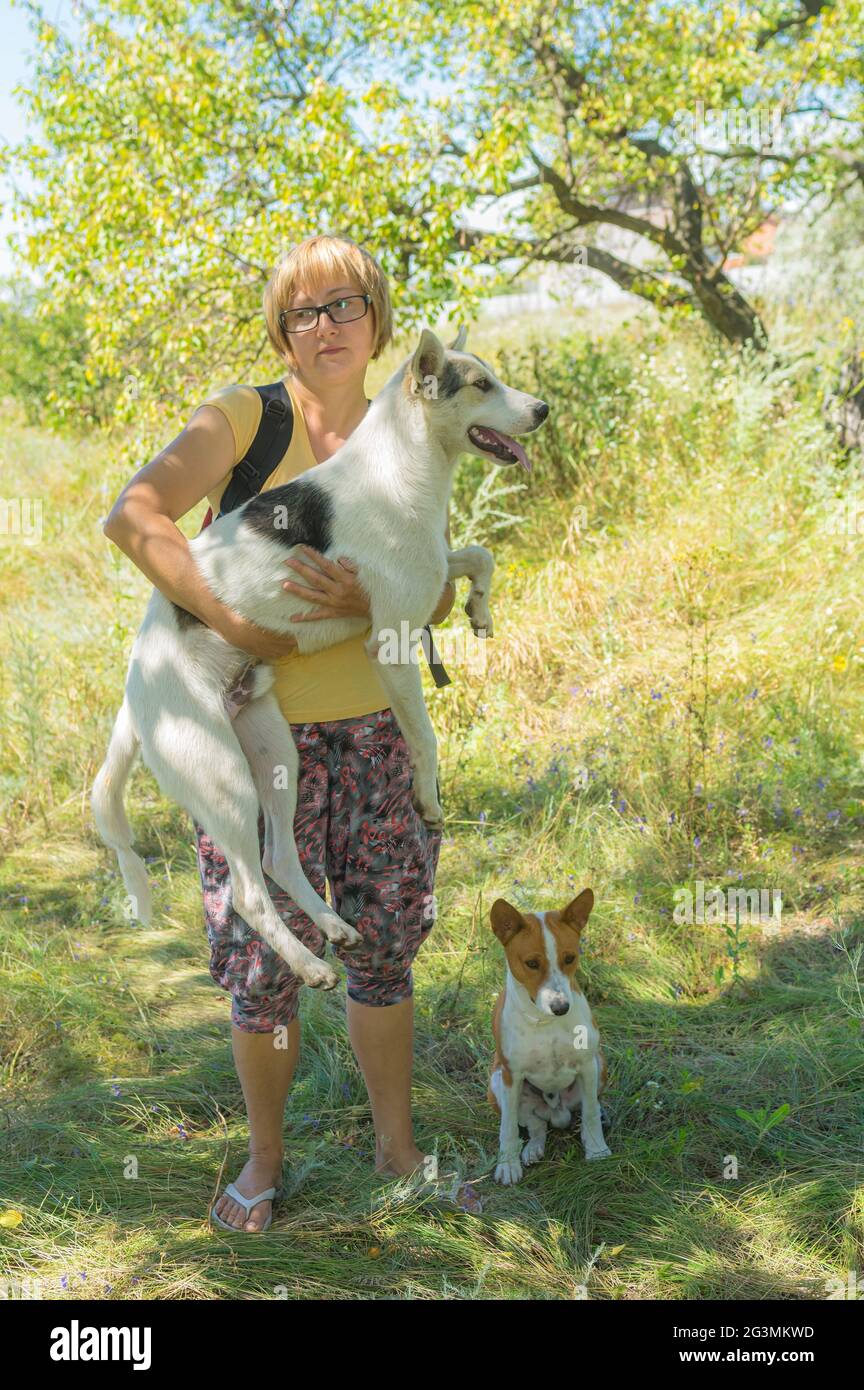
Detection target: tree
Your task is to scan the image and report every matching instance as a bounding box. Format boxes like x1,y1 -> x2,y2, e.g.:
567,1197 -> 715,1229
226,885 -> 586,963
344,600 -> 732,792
3,0 -> 861,428
4,0 -> 483,426
374,0 -> 860,348
0,275 -> 100,426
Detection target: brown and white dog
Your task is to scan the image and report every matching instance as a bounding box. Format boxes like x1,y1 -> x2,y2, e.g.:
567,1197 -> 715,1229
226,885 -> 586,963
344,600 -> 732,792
487,888 -> 611,1184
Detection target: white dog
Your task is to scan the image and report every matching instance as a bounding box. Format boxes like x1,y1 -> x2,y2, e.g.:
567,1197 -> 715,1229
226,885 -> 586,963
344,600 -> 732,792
91,326 -> 548,990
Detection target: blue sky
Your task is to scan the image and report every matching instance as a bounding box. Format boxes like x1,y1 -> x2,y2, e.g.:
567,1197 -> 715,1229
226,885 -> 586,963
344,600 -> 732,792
2,2 -> 39,278
0,0 -> 33,278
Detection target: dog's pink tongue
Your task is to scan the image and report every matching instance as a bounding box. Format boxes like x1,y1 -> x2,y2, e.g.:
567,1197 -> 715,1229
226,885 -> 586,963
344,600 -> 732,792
490,429 -> 531,472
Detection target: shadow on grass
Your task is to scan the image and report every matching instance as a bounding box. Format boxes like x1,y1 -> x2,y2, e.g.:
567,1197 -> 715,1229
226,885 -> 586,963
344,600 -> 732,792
2,832 -> 862,1299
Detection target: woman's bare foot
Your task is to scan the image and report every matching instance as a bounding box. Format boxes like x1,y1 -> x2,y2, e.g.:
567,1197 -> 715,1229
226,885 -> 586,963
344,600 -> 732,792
212,1149 -> 283,1232
375,1143 -> 483,1213
375,1142 -> 428,1178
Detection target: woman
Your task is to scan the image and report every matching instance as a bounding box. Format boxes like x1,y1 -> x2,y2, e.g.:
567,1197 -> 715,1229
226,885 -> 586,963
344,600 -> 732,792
103,233 -> 455,1231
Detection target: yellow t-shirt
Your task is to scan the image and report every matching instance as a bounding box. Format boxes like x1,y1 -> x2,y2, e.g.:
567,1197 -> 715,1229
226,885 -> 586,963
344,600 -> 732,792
199,377 -> 392,723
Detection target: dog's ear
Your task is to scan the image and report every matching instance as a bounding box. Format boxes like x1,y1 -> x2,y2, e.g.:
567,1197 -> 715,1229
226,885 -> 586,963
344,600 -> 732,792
409,328 -> 446,393
490,898 -> 525,945
448,323 -> 468,352
560,888 -> 594,933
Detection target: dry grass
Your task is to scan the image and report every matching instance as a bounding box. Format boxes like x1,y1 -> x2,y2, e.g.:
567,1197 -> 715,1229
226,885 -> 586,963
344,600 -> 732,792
1,317 -> 862,1300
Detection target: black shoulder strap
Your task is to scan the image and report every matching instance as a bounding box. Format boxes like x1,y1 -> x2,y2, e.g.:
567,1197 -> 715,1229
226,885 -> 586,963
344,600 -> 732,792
421,625 -> 452,687
217,380 -> 294,518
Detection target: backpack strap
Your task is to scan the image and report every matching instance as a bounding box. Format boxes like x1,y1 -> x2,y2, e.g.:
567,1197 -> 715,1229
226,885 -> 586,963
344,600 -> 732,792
217,380 -> 295,518
421,624 -> 452,687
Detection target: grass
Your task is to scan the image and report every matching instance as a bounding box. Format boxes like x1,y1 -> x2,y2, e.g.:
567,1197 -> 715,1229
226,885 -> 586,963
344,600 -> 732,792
1,312 -> 863,1300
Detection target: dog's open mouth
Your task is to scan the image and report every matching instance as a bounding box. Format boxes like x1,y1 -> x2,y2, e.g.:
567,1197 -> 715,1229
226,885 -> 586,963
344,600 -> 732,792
468,425 -> 532,471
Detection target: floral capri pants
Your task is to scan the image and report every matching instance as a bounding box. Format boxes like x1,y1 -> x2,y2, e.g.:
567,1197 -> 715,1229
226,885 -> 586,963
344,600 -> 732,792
193,706 -> 442,1032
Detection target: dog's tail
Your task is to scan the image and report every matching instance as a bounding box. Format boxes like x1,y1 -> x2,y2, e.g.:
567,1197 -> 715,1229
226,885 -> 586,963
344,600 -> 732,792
90,698 -> 152,926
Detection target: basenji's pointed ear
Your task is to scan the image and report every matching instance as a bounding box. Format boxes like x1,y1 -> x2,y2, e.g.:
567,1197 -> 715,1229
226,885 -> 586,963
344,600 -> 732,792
490,898 -> 525,945
409,327 -> 445,392
448,323 -> 468,352
560,888 -> 594,933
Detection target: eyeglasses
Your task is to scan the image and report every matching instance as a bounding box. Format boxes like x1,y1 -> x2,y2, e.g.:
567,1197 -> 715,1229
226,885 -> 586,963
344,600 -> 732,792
279,293 -> 371,335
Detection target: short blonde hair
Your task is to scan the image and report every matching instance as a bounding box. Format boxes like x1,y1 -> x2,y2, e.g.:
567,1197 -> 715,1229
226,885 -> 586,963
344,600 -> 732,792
263,233 -> 393,373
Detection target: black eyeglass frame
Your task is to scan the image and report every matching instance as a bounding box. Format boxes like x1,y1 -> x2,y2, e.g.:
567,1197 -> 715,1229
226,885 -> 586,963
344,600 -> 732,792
278,293 -> 372,335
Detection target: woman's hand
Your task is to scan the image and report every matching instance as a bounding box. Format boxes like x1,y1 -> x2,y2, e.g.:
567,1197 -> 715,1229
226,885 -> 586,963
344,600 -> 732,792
282,544 -> 372,622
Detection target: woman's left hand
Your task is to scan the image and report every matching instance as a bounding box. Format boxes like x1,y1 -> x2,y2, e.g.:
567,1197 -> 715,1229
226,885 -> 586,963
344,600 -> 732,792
282,545 -> 372,621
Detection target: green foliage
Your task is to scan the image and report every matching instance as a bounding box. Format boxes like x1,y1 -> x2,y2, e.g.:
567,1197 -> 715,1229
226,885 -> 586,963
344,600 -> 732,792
2,304 -> 864,1296
4,0 -> 863,431
0,277 -> 108,428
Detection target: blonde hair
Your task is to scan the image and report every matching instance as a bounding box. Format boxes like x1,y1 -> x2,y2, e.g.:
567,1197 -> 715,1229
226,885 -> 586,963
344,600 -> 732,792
263,233 -> 393,373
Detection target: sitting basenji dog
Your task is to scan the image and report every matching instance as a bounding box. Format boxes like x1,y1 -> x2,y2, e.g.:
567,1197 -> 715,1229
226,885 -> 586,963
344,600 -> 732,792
487,888 -> 611,1184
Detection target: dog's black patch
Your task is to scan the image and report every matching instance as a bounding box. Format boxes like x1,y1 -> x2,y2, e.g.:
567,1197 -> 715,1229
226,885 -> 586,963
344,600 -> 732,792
241,478 -> 333,551
172,602 -> 204,630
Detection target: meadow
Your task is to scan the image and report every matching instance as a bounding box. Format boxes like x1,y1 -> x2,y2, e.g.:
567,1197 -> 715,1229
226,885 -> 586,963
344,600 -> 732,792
1,307 -> 862,1299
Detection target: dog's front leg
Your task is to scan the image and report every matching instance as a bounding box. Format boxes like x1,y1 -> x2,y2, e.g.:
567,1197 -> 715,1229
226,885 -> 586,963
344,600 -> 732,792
579,1058 -> 612,1161
493,1070 -> 525,1185
446,545 -> 495,637
495,1074 -> 525,1184
367,635 -> 442,828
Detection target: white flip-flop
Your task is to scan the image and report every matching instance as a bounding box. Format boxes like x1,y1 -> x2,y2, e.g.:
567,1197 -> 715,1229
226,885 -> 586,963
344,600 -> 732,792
210,1181 -> 285,1233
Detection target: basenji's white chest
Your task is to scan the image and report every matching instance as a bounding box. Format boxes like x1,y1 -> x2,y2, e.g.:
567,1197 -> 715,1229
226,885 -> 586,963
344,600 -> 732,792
504,990 -> 599,1092
521,1037 -> 581,1091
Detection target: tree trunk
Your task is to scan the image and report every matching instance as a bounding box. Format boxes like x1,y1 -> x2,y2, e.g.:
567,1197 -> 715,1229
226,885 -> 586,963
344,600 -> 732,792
825,347 -> 864,453
686,260 -> 769,349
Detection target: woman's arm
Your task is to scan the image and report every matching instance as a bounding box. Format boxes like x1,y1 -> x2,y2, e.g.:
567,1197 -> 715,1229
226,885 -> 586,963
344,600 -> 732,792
102,404 -> 302,662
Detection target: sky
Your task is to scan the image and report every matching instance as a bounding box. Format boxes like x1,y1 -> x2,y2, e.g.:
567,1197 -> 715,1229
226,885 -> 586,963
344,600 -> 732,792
0,1 -> 32,278
0,1 -> 494,288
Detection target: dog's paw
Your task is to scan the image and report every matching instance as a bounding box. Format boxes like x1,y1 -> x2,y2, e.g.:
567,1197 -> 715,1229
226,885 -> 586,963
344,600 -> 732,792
317,912 -> 363,949
411,786 -> 444,830
298,958 -> 340,991
521,1137 -> 546,1165
464,595 -> 493,638
584,1145 -> 612,1162
494,1157 -> 524,1185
